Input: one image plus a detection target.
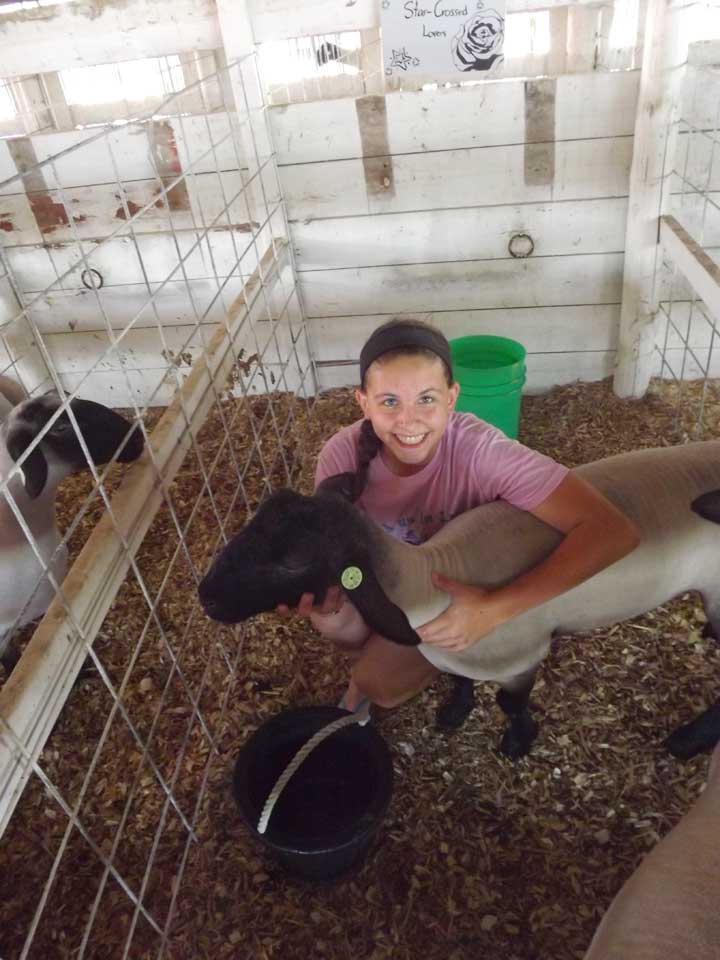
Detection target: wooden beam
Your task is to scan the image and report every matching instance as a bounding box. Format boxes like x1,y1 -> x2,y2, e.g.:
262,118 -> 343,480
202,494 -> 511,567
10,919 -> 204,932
0,240 -> 287,838
0,0 -> 629,79
613,0 -> 689,398
215,0 -> 286,247
0,0 -> 221,78
659,215 -> 720,324
247,0 -> 615,42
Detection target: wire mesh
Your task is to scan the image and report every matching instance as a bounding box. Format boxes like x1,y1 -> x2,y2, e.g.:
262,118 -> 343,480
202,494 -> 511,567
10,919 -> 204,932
655,45 -> 720,438
0,49 -> 319,958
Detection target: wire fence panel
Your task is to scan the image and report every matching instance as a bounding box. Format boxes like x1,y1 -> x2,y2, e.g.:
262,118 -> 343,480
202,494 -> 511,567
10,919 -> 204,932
654,42 -> 720,437
0,50 -> 318,959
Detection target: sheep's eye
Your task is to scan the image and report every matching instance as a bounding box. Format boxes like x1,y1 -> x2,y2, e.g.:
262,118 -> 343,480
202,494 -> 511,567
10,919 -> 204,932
51,420 -> 73,434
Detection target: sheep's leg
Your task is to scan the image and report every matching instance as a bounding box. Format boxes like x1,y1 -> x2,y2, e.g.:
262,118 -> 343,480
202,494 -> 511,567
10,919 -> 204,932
496,668 -> 538,759
0,637 -> 20,676
435,675 -> 476,731
699,591 -> 720,641
664,702 -> 720,760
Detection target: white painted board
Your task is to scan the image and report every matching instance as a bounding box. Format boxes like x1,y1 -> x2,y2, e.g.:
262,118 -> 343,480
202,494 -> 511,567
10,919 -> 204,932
247,0 -> 617,42
0,0 -> 221,77
293,198 -> 628,270
301,252 -> 624,317
281,137 -> 633,220
315,350 -> 617,393
307,305 -> 621,358
6,230 -> 262,292
18,117 -> 247,191
269,71 -> 640,165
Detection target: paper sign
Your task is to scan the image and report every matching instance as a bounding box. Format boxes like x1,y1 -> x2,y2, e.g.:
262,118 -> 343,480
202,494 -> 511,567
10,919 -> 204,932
381,0 -> 506,81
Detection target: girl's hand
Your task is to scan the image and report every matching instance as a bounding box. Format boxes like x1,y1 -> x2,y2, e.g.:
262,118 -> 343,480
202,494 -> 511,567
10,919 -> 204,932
276,585 -> 345,620
277,589 -> 371,648
416,572 -> 507,652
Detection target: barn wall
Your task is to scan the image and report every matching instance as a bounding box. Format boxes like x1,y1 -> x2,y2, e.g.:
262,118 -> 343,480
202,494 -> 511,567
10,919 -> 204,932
0,116 -> 299,405
0,0 -> 664,400
0,0 -> 222,77
269,71 -> 639,392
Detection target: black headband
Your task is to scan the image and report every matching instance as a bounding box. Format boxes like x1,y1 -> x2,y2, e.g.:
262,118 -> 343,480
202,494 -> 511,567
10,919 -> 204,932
359,323 -> 453,384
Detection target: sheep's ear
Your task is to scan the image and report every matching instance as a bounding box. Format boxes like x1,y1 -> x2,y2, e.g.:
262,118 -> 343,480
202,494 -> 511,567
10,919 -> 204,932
692,490 -> 720,525
6,424 -> 48,499
316,472 -> 358,502
342,565 -> 421,646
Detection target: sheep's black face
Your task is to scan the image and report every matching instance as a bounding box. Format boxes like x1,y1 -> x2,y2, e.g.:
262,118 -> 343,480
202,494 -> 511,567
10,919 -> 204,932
199,487 -> 421,647
198,490 -> 343,623
5,394 -> 144,498
65,398 -> 144,466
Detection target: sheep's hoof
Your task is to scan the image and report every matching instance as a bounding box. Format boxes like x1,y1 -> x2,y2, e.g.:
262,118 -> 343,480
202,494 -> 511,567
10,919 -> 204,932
77,656 -> 97,681
1,646 -> 20,677
664,704 -> 720,760
499,715 -> 538,759
435,676 -> 475,732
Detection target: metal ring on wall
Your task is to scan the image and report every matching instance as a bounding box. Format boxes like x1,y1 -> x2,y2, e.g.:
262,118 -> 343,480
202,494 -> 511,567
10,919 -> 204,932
81,268 -> 104,290
508,233 -> 535,259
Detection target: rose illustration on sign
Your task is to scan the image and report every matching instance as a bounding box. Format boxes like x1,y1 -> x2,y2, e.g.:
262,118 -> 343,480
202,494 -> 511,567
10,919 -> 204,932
451,8 -> 505,72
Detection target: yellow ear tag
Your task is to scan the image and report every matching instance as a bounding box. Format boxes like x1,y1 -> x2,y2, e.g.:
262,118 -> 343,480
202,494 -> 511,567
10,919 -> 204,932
341,566 -> 363,590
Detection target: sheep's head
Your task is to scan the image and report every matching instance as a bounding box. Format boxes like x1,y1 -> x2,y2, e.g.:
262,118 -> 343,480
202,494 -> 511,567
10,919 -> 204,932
198,488 -> 420,646
4,393 -> 144,498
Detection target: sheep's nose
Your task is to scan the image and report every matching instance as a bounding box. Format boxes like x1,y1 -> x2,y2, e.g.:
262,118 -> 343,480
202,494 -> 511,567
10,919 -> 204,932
198,579 -> 219,615
201,597 -> 224,621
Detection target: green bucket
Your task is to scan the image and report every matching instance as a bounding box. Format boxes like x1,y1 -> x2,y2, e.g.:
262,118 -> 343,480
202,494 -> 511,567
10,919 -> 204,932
449,335 -> 526,439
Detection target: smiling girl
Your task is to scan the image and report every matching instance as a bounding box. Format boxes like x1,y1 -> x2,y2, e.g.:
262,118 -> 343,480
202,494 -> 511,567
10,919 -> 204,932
284,318 -> 640,730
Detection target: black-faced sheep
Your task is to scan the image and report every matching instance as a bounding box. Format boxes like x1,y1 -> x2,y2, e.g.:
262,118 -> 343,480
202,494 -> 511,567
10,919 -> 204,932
199,441 -> 720,759
0,383 -> 144,673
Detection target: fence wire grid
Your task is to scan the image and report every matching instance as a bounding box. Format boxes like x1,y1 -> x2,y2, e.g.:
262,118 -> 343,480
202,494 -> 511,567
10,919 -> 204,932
655,46 -> 720,438
0,50 -> 318,959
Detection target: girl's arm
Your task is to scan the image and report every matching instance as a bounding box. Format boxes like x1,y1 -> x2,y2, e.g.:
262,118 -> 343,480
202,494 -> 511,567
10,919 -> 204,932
417,472 -> 642,652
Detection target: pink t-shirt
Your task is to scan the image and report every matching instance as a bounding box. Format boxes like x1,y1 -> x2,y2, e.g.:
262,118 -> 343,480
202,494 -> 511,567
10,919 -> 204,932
314,413 -> 568,545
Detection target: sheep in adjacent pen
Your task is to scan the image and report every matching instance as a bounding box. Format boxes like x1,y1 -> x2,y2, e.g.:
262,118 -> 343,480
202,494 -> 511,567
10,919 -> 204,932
0,379 -> 144,674
198,440 -> 720,760
582,739 -> 720,960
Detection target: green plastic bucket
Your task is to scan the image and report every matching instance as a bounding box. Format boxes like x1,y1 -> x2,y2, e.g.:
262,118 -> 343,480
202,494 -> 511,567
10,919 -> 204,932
449,335 -> 526,439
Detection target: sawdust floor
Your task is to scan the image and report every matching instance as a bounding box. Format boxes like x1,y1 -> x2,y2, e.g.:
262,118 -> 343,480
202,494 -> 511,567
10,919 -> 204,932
1,376 -> 719,960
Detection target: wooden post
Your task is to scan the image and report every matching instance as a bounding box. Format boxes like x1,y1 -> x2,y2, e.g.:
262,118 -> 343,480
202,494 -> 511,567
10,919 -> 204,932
37,74 -> 74,133
566,4 -> 609,73
0,252 -> 52,394
613,0 -> 689,398
215,0 -> 281,233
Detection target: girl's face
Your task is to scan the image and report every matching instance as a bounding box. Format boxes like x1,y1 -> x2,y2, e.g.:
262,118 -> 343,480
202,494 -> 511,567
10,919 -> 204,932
355,353 -> 459,476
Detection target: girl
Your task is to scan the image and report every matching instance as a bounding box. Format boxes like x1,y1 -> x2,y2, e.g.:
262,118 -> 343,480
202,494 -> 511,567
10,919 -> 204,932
281,319 -> 641,728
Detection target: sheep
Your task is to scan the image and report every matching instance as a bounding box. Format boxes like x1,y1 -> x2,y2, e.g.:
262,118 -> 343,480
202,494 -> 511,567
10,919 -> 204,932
198,440 -> 720,760
0,383 -> 144,674
583,741 -> 720,959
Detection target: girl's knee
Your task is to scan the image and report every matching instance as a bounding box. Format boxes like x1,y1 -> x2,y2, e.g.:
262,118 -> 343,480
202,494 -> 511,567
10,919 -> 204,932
350,661 -> 404,708
350,650 -> 436,709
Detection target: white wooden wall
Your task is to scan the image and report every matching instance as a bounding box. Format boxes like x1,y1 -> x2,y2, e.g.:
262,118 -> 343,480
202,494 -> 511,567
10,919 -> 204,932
270,71 -> 638,392
0,116 -> 305,406
3,0 -> 709,400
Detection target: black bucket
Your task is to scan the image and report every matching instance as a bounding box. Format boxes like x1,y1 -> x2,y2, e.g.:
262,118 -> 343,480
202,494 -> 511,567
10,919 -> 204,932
233,706 -> 393,881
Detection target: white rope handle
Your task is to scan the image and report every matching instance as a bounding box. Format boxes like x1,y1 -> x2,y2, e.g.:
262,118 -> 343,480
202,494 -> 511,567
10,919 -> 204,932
257,712 -> 363,835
